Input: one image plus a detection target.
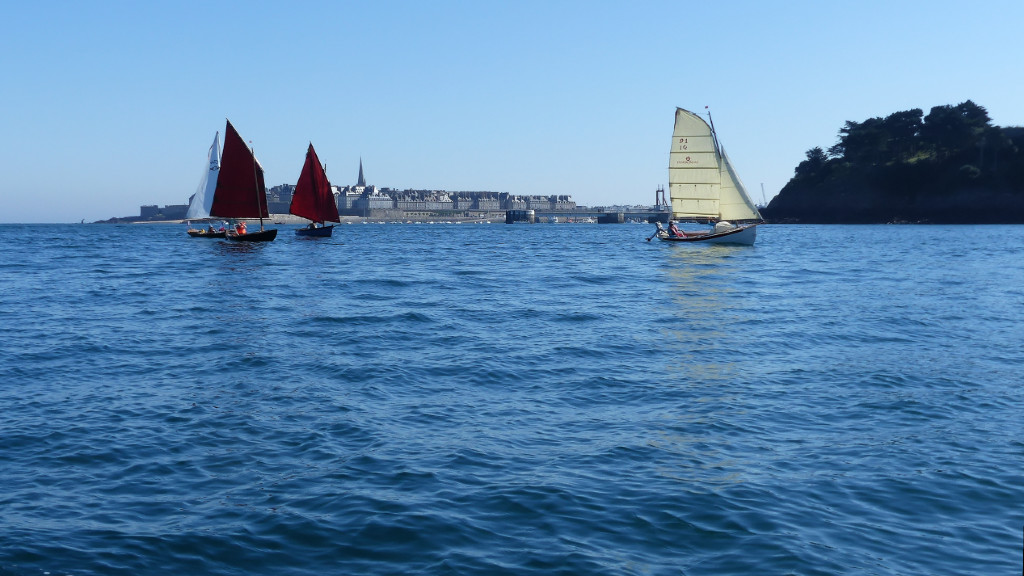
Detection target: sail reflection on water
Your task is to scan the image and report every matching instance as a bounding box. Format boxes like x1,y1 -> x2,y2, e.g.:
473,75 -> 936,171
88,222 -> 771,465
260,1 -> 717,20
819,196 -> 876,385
661,247 -> 750,383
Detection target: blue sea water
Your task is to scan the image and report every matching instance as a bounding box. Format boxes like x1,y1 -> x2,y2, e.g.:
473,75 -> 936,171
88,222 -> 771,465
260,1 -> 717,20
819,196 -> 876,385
0,222 -> 1022,575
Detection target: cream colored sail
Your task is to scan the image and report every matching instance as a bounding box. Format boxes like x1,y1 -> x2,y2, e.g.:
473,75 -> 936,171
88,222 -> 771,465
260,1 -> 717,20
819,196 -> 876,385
668,108 -> 761,222
718,147 -> 761,221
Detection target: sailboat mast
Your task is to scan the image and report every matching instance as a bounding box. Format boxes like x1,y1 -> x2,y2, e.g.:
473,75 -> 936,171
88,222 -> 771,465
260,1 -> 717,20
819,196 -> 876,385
706,107 -> 721,157
306,144 -> 319,226
250,140 -> 264,231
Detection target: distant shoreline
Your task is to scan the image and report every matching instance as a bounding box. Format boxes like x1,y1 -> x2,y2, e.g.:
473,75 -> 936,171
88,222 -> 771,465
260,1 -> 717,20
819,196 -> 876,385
109,214 -> 508,225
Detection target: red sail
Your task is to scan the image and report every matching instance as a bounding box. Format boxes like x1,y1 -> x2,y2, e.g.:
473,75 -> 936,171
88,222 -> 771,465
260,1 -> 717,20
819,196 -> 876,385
289,143 -> 340,223
210,120 -> 269,219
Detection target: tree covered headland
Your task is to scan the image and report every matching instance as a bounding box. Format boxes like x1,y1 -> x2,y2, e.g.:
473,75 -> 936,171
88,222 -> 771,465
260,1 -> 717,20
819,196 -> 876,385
761,101 -> 1024,223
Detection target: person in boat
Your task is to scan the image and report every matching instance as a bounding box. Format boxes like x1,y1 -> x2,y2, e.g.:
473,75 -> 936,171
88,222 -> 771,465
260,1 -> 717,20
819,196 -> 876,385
235,221 -> 247,235
207,224 -> 216,233
307,222 -> 317,230
668,221 -> 684,237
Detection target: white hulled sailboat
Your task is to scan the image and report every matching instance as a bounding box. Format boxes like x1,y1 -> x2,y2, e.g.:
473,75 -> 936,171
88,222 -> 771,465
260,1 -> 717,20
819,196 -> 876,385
653,107 -> 763,245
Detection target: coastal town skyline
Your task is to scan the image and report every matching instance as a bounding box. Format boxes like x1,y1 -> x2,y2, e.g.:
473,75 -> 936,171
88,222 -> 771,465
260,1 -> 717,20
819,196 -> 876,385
3,1 -> 1023,223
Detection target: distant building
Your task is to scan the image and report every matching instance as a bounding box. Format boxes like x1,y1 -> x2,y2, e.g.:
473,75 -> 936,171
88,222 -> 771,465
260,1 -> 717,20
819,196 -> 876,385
338,187 -> 361,212
267,184 -> 294,214
395,190 -> 454,211
472,194 -> 502,210
503,194 -> 528,210
144,157 -> 577,221
141,204 -> 188,220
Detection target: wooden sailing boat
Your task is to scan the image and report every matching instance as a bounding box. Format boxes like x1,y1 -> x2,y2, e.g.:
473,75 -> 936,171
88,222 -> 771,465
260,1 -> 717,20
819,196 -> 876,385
185,132 -> 226,238
654,107 -> 763,245
290,143 -> 340,237
211,119 -> 278,242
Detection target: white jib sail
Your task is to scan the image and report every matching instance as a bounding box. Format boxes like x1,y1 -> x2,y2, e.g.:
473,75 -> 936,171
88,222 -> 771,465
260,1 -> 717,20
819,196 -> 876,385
185,132 -> 221,219
668,108 -> 761,222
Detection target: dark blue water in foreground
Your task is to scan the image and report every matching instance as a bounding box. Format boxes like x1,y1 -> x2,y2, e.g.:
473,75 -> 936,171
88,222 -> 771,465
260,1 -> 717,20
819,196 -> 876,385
1,223 -> 1022,575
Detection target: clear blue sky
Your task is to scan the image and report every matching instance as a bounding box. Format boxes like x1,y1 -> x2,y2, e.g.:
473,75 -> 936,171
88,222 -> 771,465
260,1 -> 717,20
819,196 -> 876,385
2,0 -> 1022,223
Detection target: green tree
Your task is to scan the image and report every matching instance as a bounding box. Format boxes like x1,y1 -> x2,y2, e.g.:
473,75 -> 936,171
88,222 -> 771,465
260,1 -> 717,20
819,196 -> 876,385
793,147 -> 829,182
829,117 -> 889,165
827,109 -> 923,166
920,100 -> 992,161
882,109 -> 923,162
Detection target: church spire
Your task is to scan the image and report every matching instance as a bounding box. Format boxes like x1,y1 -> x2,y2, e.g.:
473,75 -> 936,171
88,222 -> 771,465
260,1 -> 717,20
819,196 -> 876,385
357,158 -> 366,187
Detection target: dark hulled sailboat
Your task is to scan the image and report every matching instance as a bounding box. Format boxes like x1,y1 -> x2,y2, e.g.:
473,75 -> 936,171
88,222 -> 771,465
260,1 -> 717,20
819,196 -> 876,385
211,120 -> 277,242
290,143 -> 340,237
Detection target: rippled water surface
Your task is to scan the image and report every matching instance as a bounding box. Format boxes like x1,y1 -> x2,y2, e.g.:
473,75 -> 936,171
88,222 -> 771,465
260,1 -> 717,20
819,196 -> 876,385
1,223 -> 1022,575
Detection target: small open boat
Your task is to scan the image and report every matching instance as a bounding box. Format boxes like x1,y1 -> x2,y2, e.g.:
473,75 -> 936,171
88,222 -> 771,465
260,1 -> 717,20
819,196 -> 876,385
655,221 -> 758,244
296,224 -> 333,237
226,228 -> 278,242
187,228 -> 226,238
290,143 -> 340,237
